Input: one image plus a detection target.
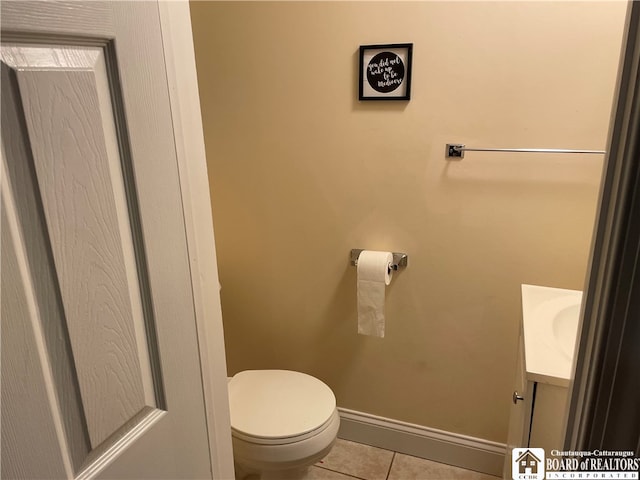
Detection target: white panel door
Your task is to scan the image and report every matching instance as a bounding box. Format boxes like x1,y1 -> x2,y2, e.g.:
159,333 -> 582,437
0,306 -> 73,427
1,1 -> 228,478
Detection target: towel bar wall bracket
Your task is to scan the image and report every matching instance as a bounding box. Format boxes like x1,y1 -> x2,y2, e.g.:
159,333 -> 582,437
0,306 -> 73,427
447,143 -> 466,158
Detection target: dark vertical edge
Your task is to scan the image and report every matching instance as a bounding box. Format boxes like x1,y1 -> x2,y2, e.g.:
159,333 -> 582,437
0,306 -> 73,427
405,43 -> 413,101
565,0 -> 640,452
358,45 -> 365,101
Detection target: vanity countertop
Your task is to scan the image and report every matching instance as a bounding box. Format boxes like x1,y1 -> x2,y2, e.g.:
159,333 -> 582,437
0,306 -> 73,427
521,284 -> 583,387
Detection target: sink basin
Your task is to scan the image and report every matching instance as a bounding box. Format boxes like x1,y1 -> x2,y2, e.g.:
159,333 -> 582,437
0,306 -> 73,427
533,295 -> 582,361
552,303 -> 581,359
522,285 -> 583,386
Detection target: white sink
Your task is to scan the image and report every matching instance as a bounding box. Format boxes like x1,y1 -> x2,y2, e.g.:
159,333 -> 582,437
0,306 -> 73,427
552,302 -> 581,359
521,285 -> 583,386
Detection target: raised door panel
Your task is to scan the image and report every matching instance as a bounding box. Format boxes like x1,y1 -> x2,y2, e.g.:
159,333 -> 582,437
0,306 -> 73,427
5,45 -> 157,449
1,42 -> 163,477
1,57 -> 91,475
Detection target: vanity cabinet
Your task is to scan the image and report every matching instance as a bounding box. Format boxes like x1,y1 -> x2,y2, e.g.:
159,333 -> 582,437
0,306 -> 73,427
503,332 -> 570,478
503,285 -> 581,478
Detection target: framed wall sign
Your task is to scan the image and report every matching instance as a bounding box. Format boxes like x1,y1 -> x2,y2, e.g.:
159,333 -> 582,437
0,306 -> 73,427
359,43 -> 413,101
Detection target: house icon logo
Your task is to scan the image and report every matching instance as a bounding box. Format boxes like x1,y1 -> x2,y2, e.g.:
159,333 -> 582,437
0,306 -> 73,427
512,448 -> 545,480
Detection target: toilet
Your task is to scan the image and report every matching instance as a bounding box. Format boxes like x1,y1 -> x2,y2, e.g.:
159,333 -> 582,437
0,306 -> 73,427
227,369 -> 340,480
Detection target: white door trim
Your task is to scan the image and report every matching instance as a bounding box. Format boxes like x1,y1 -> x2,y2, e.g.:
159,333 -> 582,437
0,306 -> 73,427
157,2 -> 234,478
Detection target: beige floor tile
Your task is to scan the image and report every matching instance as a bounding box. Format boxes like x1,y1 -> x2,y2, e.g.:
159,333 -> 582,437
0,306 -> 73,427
315,439 -> 394,480
387,453 -> 501,480
301,466 -> 362,479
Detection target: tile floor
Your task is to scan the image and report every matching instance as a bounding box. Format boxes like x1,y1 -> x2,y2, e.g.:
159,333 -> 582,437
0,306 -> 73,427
303,439 -> 501,480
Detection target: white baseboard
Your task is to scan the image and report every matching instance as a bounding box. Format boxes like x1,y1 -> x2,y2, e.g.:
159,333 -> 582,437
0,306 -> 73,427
337,408 -> 505,477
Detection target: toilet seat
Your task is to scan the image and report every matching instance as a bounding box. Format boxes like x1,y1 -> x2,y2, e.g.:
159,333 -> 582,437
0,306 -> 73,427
232,411 -> 337,445
228,370 -> 336,445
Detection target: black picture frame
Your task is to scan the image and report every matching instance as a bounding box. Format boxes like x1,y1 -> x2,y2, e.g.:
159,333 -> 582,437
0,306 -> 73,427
359,43 -> 413,101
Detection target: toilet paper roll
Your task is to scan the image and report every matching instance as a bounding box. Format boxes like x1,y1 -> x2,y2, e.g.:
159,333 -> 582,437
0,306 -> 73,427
357,250 -> 393,337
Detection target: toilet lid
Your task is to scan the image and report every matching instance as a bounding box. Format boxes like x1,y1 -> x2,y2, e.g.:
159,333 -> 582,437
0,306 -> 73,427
228,370 -> 336,440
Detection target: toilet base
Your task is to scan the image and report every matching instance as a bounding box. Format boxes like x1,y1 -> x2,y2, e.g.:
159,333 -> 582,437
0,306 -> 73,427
233,435 -> 336,480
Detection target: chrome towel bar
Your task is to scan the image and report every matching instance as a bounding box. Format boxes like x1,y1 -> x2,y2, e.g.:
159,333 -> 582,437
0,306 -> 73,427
446,143 -> 606,159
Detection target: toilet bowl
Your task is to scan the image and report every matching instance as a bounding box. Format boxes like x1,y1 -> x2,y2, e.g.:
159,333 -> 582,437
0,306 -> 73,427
228,369 -> 340,479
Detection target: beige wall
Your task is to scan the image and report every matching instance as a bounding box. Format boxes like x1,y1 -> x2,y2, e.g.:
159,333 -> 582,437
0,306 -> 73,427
190,1 -> 626,442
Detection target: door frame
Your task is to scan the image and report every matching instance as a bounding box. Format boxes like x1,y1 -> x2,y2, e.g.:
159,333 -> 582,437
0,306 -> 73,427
565,0 -> 640,451
157,2 -> 234,478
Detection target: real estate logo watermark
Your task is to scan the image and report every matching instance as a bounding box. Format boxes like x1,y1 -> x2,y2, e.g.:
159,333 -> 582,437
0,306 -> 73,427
545,449 -> 639,479
513,448 -> 545,480
513,448 -> 639,479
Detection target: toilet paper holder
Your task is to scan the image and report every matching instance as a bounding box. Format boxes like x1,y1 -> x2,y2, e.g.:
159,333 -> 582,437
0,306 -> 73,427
350,249 -> 408,271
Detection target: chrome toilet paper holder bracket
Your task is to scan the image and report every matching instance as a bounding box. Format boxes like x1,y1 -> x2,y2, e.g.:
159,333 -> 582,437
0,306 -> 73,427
350,249 -> 408,271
